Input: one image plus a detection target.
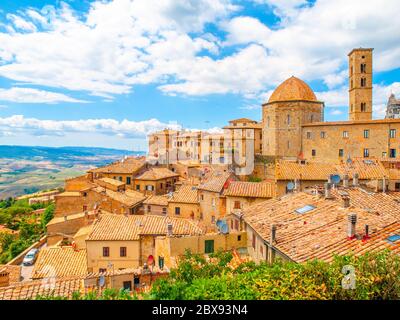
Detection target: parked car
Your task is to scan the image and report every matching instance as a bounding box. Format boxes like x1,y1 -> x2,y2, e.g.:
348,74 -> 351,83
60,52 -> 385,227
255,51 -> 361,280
22,248 -> 39,266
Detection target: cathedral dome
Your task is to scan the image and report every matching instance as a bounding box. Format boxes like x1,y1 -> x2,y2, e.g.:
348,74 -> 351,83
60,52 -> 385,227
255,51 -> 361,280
268,76 -> 318,103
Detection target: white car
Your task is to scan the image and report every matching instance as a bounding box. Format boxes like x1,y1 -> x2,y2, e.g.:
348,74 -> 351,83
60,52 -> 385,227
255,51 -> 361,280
22,248 -> 39,266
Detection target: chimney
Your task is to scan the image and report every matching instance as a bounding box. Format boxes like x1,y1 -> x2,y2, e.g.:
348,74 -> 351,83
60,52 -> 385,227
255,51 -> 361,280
347,213 -> 357,238
343,175 -> 349,188
294,179 -> 300,192
342,196 -> 350,208
353,173 -> 359,187
167,222 -> 173,236
324,182 -> 333,199
382,177 -> 387,193
364,224 -> 370,240
328,175 -> 333,184
270,224 -> 277,244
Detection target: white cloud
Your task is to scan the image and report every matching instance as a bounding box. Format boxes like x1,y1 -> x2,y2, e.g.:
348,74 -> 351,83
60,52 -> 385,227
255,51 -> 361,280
0,0 -> 399,102
0,115 -> 183,138
0,87 -> 87,104
6,14 -> 37,32
316,81 -> 400,118
329,109 -> 344,116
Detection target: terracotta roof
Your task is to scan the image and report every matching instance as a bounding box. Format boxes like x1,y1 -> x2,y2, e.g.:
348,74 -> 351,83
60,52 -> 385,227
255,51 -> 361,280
87,214 -> 203,241
31,247 -> 87,280
89,157 -> 146,174
229,118 -> 257,123
143,195 -> 169,206
0,267 -> 167,300
337,158 -> 388,180
93,188 -> 146,207
96,177 -> 125,187
276,159 -> 387,181
307,222 -> 400,263
275,161 -> 337,180
0,265 -> 21,284
169,184 -> 199,204
135,167 -> 179,181
243,188 -> 400,263
46,211 -> 95,227
268,76 -> 319,104
198,172 -> 234,193
223,181 -> 274,198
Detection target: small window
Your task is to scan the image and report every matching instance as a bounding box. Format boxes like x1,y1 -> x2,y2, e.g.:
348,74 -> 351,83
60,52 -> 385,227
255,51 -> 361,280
382,152 -> 387,158
205,240 -> 214,254
320,131 -> 326,139
122,281 -> 132,291
234,201 -> 241,209
364,148 -> 370,158
361,102 -> 367,112
361,63 -> 366,73
175,207 -> 180,215
126,177 -> 131,185
252,233 -> 256,249
343,131 -> 349,138
361,78 -> 367,87
311,149 -> 316,157
136,185 -> 140,191
118,176 -> 123,182
395,183 -> 400,191
162,207 -> 167,215
120,247 -> 127,257
306,132 -> 312,139
339,149 -> 344,157
200,194 -> 204,201
237,235 -> 241,241
364,129 -> 370,139
147,205 -> 151,212
160,183 -> 163,189
287,114 -> 291,125
102,247 -> 110,257
390,129 -> 396,138
390,149 -> 397,158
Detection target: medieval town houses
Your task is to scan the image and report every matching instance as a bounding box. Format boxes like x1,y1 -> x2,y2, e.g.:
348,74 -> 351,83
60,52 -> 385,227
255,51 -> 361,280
3,48 -> 400,299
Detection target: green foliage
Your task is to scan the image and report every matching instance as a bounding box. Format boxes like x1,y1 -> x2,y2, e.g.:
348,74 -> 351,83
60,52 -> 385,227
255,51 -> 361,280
150,250 -> 400,300
35,289 -> 138,300
0,196 -> 53,264
41,203 -> 55,230
248,176 -> 262,182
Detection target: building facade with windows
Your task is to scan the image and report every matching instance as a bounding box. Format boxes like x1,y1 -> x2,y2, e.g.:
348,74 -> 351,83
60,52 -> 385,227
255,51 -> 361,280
262,48 -> 400,165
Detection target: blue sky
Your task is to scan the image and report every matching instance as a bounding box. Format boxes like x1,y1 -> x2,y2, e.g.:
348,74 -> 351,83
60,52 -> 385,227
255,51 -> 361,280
0,0 -> 399,151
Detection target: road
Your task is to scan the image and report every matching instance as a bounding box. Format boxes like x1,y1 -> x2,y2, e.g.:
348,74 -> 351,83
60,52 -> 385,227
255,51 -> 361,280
20,243 -> 47,282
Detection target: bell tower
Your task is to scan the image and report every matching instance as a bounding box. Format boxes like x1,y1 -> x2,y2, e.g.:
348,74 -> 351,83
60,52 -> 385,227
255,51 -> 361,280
348,48 -> 373,121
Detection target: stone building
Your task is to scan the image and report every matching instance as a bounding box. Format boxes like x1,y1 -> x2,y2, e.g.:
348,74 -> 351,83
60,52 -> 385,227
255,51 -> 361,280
385,93 -> 400,119
262,76 -> 324,158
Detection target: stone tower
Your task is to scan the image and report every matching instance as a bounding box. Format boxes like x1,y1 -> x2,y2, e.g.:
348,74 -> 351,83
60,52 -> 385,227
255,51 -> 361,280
385,93 -> 400,119
262,76 -> 324,159
348,48 -> 373,121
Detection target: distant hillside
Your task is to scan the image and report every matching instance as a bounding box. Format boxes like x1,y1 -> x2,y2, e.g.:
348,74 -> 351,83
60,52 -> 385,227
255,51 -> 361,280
0,145 -> 146,199
0,145 -> 145,160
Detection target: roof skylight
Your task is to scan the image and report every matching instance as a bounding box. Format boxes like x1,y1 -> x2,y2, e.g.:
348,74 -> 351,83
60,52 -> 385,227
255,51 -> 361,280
294,205 -> 316,214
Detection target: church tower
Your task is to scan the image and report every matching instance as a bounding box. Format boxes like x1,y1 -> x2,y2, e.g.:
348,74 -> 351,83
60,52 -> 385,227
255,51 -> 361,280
348,48 -> 373,121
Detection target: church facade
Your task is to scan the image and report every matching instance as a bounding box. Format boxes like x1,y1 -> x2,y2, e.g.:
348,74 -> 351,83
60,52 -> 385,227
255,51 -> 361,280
263,48 -> 400,163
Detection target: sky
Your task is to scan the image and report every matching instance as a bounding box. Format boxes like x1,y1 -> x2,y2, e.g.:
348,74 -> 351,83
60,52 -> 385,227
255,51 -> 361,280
0,0 -> 399,151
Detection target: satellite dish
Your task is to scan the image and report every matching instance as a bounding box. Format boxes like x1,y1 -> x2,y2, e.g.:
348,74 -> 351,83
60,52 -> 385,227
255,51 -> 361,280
99,275 -> 105,287
331,174 -> 341,184
287,182 -> 295,191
